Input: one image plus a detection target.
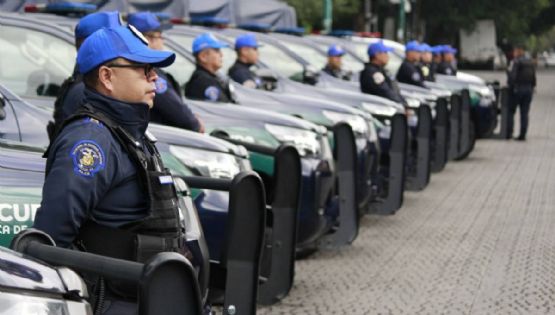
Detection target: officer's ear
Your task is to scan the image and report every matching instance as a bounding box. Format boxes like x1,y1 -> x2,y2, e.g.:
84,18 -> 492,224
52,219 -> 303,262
97,65 -> 114,92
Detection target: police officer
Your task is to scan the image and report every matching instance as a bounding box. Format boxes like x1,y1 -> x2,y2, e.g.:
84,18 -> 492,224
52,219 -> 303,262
128,12 -> 205,132
184,33 -> 234,102
419,43 -> 435,82
507,44 -> 536,141
322,44 -> 352,81
48,11 -> 123,140
34,26 -> 181,314
430,45 -> 443,77
228,33 -> 263,88
396,40 -> 426,87
436,45 -> 458,75
360,40 -> 406,104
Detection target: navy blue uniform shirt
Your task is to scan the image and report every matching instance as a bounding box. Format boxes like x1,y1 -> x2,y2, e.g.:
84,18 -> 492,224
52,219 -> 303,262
419,62 -> 435,82
184,65 -> 233,102
436,61 -> 457,76
34,88 -> 152,247
228,60 -> 261,88
360,62 -> 405,104
150,69 -> 201,131
396,60 -> 426,87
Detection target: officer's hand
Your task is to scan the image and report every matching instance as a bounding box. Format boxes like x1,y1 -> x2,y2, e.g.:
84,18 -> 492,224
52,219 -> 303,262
197,118 -> 206,134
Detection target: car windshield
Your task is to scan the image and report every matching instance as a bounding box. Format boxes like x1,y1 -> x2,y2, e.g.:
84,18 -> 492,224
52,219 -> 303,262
257,40 -> 304,81
162,43 -> 196,86
0,25 -> 75,98
283,40 -> 328,70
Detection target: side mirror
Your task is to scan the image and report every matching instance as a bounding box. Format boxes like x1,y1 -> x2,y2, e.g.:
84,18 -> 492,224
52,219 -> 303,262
254,68 -> 279,91
302,65 -> 320,85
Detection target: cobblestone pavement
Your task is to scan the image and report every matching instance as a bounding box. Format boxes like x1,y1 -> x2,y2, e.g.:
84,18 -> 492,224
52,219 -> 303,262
258,71 -> 555,314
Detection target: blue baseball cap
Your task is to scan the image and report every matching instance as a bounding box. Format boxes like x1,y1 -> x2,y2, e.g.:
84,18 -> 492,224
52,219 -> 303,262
420,43 -> 432,53
431,45 -> 444,55
235,33 -> 260,49
442,45 -> 458,54
368,40 -> 393,57
327,44 -> 345,57
77,26 -> 175,74
405,40 -> 423,52
75,11 -> 122,39
127,12 -> 172,33
192,33 -> 229,54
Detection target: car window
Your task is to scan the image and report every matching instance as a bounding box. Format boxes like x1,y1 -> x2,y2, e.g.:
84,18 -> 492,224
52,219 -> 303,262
257,41 -> 304,81
283,41 -> 328,70
163,44 -> 196,86
0,25 -> 75,98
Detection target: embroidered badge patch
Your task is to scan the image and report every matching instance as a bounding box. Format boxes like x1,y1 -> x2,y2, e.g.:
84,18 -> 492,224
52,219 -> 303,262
373,72 -> 385,84
70,140 -> 105,177
155,77 -> 168,94
412,72 -> 421,81
204,86 -> 220,101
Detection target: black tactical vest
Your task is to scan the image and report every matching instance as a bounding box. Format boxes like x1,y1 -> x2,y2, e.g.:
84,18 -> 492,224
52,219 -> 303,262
515,59 -> 535,86
52,104 -> 186,264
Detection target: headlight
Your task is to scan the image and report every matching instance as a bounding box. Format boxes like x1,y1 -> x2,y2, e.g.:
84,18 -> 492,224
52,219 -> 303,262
169,145 -> 242,179
361,102 -> 397,117
322,110 -> 368,136
265,124 -> 321,157
406,98 -> 421,108
0,291 -> 91,315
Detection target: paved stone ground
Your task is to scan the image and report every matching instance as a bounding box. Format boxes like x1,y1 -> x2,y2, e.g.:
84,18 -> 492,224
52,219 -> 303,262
258,71 -> 555,314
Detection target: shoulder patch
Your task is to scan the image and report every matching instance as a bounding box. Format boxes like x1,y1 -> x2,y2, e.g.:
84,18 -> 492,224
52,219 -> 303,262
155,77 -> 168,94
204,86 -> 220,101
445,68 -> 453,75
70,140 -> 106,178
412,72 -> 421,82
373,72 -> 385,84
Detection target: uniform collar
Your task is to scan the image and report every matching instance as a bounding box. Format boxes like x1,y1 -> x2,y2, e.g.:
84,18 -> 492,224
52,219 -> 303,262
83,88 -> 150,141
235,60 -> 253,67
196,64 -> 218,78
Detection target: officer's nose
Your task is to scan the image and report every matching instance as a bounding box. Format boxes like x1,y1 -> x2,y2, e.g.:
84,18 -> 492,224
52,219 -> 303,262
147,68 -> 158,82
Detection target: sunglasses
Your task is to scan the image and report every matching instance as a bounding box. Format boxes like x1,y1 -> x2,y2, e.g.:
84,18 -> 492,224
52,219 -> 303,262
106,63 -> 154,76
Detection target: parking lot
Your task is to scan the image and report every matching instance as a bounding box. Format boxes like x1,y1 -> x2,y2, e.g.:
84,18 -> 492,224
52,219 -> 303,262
259,70 -> 555,314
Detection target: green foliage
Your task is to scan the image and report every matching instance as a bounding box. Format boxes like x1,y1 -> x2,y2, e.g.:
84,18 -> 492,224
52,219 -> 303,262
421,0 -> 551,44
285,0 -> 363,31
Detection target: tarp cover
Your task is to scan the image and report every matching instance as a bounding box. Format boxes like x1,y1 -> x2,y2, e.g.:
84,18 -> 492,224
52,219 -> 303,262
0,0 -> 296,27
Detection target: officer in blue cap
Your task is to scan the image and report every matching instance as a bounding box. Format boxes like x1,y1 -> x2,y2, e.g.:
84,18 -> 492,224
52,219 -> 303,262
419,43 -> 435,82
436,45 -> 458,75
184,32 -> 233,102
128,12 -> 205,133
431,45 -> 444,76
396,40 -> 426,87
48,11 -> 123,140
360,40 -> 406,104
228,33 -> 263,88
34,26 -> 181,314
322,44 -> 352,81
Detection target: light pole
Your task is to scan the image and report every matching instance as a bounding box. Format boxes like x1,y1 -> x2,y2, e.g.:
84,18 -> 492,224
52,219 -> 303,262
323,0 -> 333,33
397,0 -> 405,42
